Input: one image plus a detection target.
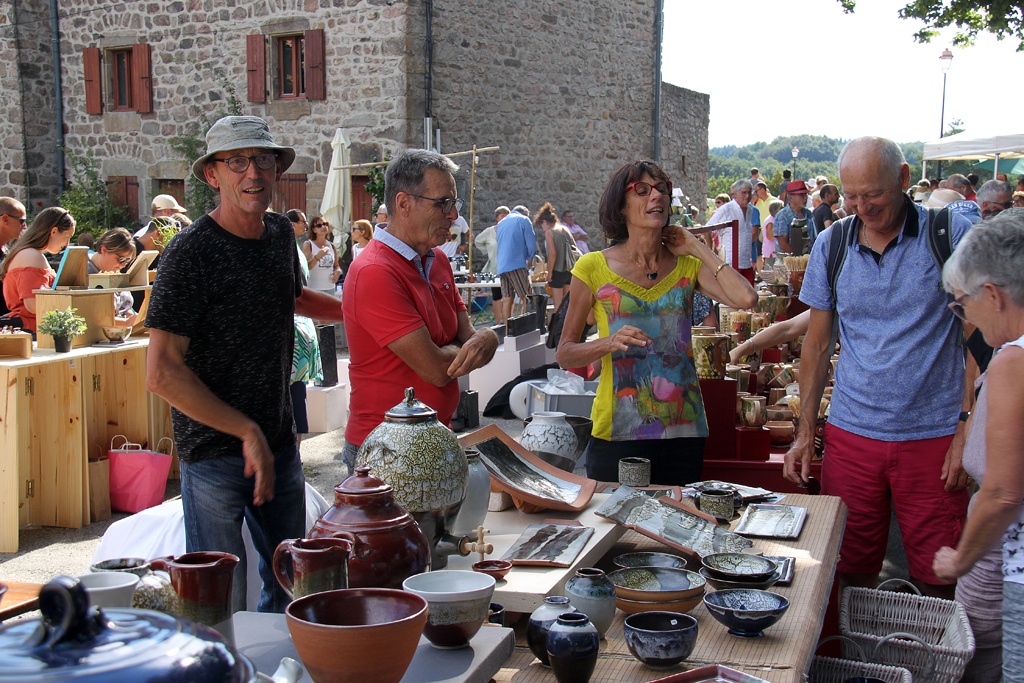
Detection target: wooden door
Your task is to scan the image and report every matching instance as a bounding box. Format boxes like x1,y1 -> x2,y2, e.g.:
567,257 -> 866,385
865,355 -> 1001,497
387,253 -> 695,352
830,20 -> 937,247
350,175 -> 374,223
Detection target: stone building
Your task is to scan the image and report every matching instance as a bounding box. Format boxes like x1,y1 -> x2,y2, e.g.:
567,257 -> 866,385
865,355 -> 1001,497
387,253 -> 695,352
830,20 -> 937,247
0,0 -> 708,244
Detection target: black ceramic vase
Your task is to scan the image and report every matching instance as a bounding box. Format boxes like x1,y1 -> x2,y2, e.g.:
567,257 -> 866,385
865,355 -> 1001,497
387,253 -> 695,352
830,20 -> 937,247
546,612 -> 600,683
527,595 -> 574,667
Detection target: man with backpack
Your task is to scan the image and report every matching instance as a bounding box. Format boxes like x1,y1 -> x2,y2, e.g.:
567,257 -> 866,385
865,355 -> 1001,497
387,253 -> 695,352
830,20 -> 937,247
783,136 -> 973,600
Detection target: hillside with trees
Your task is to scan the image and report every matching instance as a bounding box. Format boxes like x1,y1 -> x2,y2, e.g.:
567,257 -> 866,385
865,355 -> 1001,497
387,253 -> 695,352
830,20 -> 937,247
705,130 -> 985,198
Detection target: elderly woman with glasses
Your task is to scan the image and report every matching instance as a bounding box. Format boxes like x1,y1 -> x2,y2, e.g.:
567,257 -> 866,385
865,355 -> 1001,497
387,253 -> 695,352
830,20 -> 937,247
88,227 -> 139,327
556,160 -> 757,484
932,213 -> 1024,681
1,207 -> 75,334
303,215 -> 341,295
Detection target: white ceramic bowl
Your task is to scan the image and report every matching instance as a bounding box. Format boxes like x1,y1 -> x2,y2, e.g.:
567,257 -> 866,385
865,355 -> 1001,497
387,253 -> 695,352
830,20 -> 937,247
402,570 -> 495,649
77,572 -> 140,608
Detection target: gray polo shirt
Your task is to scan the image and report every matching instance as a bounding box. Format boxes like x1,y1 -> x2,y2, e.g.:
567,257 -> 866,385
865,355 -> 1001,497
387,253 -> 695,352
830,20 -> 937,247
800,198 -> 971,441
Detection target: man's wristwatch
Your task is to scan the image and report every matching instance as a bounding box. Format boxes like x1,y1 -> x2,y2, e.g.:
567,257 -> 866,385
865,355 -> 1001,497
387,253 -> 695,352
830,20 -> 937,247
959,411 -> 971,423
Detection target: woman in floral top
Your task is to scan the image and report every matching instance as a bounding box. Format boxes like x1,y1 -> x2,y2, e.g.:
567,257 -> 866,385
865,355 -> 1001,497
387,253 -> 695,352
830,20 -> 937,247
555,161 -> 756,484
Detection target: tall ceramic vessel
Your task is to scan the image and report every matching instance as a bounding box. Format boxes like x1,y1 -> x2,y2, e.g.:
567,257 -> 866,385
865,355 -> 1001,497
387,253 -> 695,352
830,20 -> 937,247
451,449 -> 491,537
527,595 -> 575,666
546,612 -> 600,683
693,334 -> 729,380
358,388 -> 469,568
564,568 -> 616,638
520,411 -> 578,471
308,466 -> 431,589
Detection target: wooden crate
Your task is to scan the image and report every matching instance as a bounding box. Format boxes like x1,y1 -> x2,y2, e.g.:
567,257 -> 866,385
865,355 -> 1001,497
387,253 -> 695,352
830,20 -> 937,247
34,287 -> 151,349
0,332 -> 32,359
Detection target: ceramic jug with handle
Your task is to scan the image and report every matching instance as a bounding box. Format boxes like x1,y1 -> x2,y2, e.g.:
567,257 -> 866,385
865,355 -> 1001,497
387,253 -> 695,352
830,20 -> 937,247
273,536 -> 354,600
149,551 -> 239,645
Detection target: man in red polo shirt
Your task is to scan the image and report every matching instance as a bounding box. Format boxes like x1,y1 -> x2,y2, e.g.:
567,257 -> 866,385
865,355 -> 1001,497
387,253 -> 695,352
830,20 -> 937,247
339,149 -> 499,473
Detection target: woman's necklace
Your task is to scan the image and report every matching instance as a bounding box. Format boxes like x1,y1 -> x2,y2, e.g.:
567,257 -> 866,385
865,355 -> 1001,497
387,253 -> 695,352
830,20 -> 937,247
628,248 -> 660,280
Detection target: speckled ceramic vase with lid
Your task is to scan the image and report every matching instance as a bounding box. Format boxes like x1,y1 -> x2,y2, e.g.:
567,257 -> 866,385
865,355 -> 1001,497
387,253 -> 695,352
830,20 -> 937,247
357,387 -> 469,569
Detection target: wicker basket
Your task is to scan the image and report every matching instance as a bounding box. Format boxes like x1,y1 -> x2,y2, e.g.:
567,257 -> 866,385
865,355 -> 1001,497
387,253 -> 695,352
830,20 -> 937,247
809,636 -> 913,683
839,579 -> 974,683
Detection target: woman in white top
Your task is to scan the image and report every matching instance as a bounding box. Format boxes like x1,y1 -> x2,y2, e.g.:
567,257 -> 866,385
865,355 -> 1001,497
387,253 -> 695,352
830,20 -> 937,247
303,215 -> 340,294
350,219 -> 374,260
932,213 -> 1024,681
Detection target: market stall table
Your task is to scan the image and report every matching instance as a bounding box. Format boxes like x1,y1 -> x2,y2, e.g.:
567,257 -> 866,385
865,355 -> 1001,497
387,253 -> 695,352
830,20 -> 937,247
455,278 -> 500,325
231,610 -> 515,682
482,492 -> 845,683
0,581 -> 42,621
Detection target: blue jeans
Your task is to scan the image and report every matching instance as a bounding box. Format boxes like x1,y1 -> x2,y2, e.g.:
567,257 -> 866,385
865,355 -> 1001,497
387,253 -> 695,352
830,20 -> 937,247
180,443 -> 306,613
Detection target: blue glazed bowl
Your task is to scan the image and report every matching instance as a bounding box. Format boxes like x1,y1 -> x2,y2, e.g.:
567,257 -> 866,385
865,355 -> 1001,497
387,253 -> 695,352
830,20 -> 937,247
612,552 -> 687,570
702,589 -> 789,638
623,611 -> 698,670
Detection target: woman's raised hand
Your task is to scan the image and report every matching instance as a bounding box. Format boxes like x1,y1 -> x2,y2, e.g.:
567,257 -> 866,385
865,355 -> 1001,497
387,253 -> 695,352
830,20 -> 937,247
661,224 -> 700,257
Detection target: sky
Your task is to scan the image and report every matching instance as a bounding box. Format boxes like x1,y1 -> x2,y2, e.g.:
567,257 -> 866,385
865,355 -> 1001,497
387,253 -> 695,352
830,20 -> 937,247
662,0 -> 1023,149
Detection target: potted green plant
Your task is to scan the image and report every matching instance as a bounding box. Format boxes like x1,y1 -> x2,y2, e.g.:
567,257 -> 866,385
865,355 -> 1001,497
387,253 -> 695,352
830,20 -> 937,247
38,307 -> 88,353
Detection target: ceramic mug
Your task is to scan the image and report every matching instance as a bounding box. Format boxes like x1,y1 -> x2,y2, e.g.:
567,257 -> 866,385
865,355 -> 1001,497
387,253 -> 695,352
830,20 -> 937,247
735,392 -> 751,420
77,572 -> 140,608
741,396 -> 767,428
696,488 -> 736,520
619,457 -> 652,488
693,334 -> 729,380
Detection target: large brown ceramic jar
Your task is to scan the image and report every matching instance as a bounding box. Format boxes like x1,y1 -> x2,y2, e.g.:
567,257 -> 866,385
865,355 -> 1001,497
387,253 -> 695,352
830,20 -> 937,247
309,466 -> 431,589
358,388 -> 469,568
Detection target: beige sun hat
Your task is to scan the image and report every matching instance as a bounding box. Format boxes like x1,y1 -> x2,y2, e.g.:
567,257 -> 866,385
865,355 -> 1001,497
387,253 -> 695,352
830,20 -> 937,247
191,116 -> 296,184
923,188 -> 965,209
151,194 -> 186,213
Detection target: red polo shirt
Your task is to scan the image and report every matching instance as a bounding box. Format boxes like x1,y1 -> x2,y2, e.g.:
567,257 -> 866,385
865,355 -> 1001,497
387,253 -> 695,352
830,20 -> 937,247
342,238 -> 466,445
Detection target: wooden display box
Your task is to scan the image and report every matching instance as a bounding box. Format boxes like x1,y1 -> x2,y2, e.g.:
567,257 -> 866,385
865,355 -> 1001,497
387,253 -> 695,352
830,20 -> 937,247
735,426 -> 771,461
0,332 -> 32,359
699,378 -> 737,460
33,287 -> 151,349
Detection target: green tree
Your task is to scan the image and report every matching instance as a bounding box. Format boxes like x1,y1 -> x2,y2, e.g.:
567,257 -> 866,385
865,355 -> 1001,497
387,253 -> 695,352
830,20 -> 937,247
168,69 -> 243,215
839,0 -> 1024,51
57,148 -> 130,239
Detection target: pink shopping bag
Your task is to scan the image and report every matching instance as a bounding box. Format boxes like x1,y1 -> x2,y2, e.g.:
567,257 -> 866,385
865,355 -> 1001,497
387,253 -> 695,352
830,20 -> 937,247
108,435 -> 173,513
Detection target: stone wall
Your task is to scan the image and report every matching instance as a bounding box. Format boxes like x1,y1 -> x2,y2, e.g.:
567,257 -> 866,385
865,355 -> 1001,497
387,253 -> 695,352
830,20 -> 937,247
2,0 -> 709,239
0,0 -> 61,210
661,83 -> 710,222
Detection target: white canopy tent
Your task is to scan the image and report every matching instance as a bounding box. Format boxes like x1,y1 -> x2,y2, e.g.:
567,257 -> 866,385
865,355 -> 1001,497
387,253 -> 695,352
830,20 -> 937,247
923,130 -> 1024,175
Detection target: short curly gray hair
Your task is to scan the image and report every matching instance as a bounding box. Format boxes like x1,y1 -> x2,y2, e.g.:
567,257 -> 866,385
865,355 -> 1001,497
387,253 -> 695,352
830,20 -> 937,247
943,211 -> 1024,306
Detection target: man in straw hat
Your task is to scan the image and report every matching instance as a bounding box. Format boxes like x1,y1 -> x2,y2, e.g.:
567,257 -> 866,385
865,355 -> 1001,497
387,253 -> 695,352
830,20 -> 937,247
146,116 -> 343,613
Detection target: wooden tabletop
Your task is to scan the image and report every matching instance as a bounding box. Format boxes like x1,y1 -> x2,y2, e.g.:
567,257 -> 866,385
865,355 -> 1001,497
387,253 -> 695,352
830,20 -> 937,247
492,493 -> 846,683
0,581 -> 42,621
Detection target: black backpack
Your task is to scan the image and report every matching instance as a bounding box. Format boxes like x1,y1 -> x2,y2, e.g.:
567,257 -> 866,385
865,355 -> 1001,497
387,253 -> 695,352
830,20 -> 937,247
824,207 -> 954,349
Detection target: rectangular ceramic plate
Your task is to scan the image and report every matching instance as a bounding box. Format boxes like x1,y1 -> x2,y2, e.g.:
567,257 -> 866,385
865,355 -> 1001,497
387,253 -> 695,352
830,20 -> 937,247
762,555 -> 795,585
595,486 -> 751,558
650,664 -> 772,682
734,504 -> 808,539
500,523 -> 594,567
458,425 -> 597,513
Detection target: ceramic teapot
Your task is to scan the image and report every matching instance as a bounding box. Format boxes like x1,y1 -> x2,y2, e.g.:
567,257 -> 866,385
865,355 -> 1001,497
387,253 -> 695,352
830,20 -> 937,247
308,466 -> 431,589
0,576 -> 258,683
357,387 -> 469,568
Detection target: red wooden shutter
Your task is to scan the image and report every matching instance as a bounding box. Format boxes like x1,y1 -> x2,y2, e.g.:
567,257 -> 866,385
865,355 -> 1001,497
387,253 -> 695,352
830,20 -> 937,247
131,44 -> 153,113
107,176 -> 140,224
83,47 -> 102,115
274,174 -> 307,213
246,34 -> 266,103
304,29 -> 325,101
350,176 -> 373,222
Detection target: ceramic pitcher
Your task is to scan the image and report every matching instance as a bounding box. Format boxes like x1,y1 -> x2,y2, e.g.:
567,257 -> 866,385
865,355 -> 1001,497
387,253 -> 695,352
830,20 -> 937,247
740,395 -> 768,428
273,536 -> 354,600
149,551 -> 239,645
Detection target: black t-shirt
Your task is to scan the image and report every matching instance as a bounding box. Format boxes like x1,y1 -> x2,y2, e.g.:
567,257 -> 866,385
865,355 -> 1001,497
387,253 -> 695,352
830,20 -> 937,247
812,203 -> 835,237
145,212 -> 303,462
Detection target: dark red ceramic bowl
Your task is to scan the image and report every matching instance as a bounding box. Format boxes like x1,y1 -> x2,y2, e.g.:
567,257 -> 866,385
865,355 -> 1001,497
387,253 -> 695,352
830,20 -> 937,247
472,559 -> 512,581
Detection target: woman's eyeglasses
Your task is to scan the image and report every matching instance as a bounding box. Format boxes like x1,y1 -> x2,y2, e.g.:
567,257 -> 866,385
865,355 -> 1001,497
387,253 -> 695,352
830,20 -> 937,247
116,255 -> 132,265
625,180 -> 672,197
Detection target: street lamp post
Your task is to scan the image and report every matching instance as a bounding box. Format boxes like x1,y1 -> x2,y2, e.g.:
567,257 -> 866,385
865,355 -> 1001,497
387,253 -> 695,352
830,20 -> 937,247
791,147 -> 799,184
937,48 -> 953,178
